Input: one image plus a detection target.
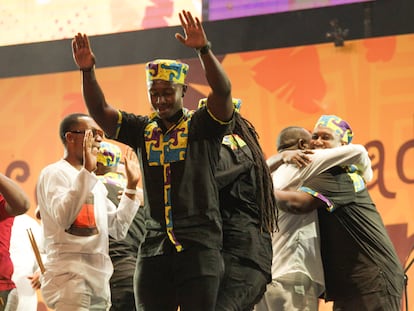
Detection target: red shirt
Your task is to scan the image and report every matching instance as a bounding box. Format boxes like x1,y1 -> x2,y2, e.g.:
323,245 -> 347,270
0,195 -> 16,291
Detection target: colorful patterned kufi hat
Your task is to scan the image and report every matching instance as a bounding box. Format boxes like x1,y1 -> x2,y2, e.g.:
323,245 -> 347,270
198,98 -> 242,112
314,115 -> 353,144
146,59 -> 189,85
97,142 -> 122,167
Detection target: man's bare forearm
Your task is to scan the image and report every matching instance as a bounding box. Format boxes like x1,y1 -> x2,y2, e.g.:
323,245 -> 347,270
81,70 -> 118,136
199,50 -> 233,122
275,189 -> 321,214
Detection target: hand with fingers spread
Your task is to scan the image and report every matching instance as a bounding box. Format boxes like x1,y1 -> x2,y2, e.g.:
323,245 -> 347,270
72,33 -> 96,71
83,129 -> 99,172
123,147 -> 141,194
175,10 -> 209,49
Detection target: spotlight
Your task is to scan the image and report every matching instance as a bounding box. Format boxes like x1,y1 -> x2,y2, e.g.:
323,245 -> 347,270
326,19 -> 349,47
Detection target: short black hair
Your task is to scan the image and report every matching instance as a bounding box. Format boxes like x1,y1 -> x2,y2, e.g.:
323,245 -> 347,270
277,126 -> 308,152
59,113 -> 89,144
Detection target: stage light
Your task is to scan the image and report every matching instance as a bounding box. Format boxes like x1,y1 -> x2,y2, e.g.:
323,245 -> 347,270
326,19 -> 349,47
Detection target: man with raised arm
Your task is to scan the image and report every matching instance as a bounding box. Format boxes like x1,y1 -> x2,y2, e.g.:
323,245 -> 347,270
72,10 -> 234,311
37,113 -> 140,311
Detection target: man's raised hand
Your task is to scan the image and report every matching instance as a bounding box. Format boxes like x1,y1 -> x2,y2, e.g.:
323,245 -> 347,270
72,33 -> 96,71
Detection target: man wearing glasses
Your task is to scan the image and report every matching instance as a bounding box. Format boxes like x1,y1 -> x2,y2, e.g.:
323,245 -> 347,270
36,113 -> 141,311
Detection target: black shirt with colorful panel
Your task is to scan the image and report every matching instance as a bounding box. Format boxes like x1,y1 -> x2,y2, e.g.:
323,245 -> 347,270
114,107 -> 230,256
299,166 -> 404,301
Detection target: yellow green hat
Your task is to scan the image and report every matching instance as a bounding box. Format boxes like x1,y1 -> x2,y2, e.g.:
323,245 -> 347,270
146,59 -> 189,85
97,142 -> 122,167
314,115 -> 353,144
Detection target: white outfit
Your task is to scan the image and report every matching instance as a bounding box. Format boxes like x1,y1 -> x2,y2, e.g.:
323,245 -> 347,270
10,214 -> 42,311
255,144 -> 372,311
36,159 -> 139,310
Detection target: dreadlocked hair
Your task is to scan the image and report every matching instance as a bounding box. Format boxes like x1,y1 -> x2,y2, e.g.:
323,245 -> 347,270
232,113 -> 279,233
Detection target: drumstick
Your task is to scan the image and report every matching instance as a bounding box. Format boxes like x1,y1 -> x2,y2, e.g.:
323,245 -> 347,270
27,228 -> 45,274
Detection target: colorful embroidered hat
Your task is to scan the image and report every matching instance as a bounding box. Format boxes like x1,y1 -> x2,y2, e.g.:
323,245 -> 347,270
314,115 -> 353,144
97,142 -> 122,167
145,59 -> 189,85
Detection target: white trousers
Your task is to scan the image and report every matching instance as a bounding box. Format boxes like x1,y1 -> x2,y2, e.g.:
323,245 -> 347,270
41,272 -> 110,311
255,273 -> 321,311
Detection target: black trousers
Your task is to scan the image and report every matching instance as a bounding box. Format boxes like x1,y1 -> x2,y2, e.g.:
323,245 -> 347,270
333,291 -> 402,311
110,290 -> 136,311
216,253 -> 269,311
134,246 -> 224,311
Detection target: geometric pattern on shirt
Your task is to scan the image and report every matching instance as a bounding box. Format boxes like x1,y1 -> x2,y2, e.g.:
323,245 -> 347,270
300,166 -> 367,213
344,165 -> 366,192
299,186 -> 335,212
222,133 -> 247,150
142,110 -> 194,252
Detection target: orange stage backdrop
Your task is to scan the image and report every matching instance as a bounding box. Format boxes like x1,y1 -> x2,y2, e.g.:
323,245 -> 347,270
1,34 -> 413,310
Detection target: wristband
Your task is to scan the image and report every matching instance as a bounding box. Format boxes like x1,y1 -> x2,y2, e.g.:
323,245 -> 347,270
124,188 -> 137,195
196,41 -> 211,55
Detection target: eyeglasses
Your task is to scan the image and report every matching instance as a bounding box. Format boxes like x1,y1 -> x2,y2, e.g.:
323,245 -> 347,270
67,128 -> 104,137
